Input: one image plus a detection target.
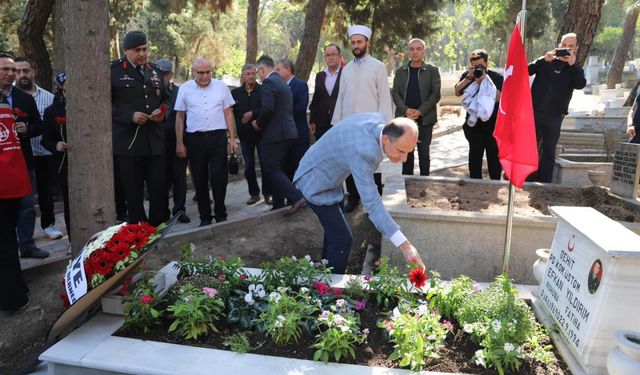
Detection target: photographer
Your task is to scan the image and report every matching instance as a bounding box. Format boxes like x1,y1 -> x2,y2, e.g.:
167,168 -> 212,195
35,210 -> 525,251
455,49 -> 503,180
528,33 -> 586,182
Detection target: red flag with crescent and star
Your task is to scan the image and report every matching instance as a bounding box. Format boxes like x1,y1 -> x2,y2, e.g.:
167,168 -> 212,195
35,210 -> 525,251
493,22 -> 538,188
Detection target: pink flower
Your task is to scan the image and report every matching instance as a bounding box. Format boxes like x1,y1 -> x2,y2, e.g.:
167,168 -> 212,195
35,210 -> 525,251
374,259 -> 381,267
140,295 -> 154,304
218,274 -> 225,280
472,283 -> 482,292
355,299 -> 367,311
332,288 -> 342,297
441,320 -> 454,332
202,287 -> 218,298
363,275 -> 372,282
314,281 -> 332,296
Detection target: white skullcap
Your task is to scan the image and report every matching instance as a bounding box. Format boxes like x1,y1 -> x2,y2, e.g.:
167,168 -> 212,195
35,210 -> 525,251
348,25 -> 372,40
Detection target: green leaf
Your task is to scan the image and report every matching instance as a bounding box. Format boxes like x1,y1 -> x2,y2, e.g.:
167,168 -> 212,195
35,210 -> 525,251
168,320 -> 179,332
313,350 -> 323,361
334,350 -> 341,362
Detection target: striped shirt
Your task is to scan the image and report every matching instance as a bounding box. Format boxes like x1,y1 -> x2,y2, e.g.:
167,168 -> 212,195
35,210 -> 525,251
29,85 -> 54,156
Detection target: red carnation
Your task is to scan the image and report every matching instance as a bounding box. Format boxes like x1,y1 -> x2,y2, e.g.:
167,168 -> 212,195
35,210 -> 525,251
314,281 -> 331,297
13,108 -> 27,118
55,117 -> 66,125
239,274 -> 248,281
409,267 -> 428,289
218,274 -> 225,280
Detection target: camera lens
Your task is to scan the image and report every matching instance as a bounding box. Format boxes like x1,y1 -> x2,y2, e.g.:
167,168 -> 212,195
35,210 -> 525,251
473,66 -> 485,78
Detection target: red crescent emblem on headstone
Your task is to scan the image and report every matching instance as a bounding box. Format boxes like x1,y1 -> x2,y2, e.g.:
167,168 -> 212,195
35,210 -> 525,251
567,235 -> 575,252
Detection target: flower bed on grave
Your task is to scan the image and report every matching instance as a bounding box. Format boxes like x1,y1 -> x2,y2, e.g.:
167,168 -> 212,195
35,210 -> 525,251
112,247 -> 568,374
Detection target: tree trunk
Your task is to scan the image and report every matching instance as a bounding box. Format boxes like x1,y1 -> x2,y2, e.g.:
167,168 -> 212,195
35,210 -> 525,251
557,0 -> 605,67
64,0 -> 114,255
294,0 -> 328,82
52,0 -> 65,78
17,0 -> 55,92
624,81 -> 638,107
606,6 -> 640,89
245,0 -> 259,63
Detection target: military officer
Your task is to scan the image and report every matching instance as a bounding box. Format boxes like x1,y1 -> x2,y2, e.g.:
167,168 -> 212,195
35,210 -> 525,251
111,30 -> 169,226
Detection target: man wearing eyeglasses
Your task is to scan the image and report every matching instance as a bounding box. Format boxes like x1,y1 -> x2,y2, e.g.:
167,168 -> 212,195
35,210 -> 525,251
309,43 -> 342,141
174,57 -> 238,227
111,30 -> 169,226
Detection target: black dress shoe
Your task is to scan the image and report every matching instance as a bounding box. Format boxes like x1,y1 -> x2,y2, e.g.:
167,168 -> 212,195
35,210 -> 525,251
21,249 -> 50,259
344,199 -> 360,213
177,213 -> 191,223
284,198 -> 307,217
199,219 -> 212,227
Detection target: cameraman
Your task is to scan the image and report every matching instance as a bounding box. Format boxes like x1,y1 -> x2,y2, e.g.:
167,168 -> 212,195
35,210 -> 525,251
455,49 -> 503,180
529,33 -> 586,182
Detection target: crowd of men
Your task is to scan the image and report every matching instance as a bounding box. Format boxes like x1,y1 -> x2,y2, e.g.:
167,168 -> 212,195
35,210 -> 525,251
1,24 -> 592,312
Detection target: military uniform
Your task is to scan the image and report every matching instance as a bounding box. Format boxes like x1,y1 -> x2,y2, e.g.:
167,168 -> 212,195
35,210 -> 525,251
111,57 -> 169,225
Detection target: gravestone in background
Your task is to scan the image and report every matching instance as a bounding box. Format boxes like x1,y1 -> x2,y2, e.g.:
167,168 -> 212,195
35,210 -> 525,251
610,142 -> 640,200
532,206 -> 640,375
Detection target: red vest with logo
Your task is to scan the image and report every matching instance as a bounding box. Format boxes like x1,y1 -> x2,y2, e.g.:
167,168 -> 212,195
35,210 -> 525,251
0,102 -> 31,198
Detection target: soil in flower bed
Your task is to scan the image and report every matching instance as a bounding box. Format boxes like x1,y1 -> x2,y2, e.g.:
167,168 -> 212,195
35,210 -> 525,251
406,179 -> 640,222
114,295 -> 569,374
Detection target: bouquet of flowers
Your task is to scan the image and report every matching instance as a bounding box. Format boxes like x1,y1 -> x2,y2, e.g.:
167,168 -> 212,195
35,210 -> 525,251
61,222 -> 165,308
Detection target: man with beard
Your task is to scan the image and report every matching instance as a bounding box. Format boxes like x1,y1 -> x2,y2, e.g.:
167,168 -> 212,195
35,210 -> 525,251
0,53 -> 48,259
14,57 -> 63,240
332,25 -> 392,213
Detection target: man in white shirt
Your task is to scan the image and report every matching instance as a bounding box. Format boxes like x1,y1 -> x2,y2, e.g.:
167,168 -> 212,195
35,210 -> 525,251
332,25 -> 392,213
175,57 -> 238,226
14,57 -> 63,240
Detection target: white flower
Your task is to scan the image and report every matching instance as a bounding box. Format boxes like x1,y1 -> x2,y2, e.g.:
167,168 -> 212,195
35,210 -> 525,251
333,314 -> 346,327
392,307 -> 401,318
277,315 -> 286,322
362,328 -> 370,335
503,343 -> 516,352
291,255 -> 297,261
340,325 -> 350,332
304,255 -> 312,262
474,350 -> 486,366
416,304 -> 429,316
269,292 -> 281,304
336,299 -> 346,307
248,284 -> 256,293
321,259 -> 329,265
492,319 -> 502,333
244,292 -> 255,305
463,323 -> 474,333
256,289 -> 266,298
314,298 -> 322,308
273,321 -> 283,328
320,310 -> 330,319
299,287 -> 309,294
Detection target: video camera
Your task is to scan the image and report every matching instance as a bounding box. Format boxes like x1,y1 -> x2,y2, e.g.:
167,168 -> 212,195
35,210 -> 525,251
473,65 -> 486,79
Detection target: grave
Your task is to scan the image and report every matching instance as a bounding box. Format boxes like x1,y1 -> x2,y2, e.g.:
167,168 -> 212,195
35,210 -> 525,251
611,142 -> 640,201
532,206 -> 640,375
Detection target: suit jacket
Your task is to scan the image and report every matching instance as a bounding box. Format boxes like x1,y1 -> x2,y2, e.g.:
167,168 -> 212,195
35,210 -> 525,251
288,76 -> 309,145
309,68 -> 341,130
293,112 -> 399,239
41,99 -> 67,178
255,72 -> 297,145
11,87 -> 43,170
391,62 -> 441,126
111,58 -> 166,156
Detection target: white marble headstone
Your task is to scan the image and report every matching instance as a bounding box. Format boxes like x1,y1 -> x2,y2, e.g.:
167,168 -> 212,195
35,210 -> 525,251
537,206 -> 640,374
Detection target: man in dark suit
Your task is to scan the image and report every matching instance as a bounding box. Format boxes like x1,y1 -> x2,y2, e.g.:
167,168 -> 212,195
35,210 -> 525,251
252,55 -> 305,213
155,59 -> 190,224
309,43 -> 342,140
0,52 -> 49,259
275,58 -> 309,177
111,31 -> 169,226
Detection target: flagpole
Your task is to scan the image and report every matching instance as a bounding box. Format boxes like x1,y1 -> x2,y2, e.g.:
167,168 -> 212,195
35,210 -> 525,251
502,0 -> 528,274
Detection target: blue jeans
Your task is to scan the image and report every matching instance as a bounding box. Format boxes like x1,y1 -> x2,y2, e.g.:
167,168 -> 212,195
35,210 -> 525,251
240,140 -> 270,197
17,169 -> 37,253
307,200 -> 353,274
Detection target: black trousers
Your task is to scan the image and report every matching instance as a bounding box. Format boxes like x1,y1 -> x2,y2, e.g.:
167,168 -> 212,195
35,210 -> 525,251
113,156 -> 128,219
261,140 -> 303,209
165,147 -> 188,216
286,141 -> 310,181
346,173 -> 382,202
402,123 -> 434,176
33,155 -> 56,229
115,154 -> 169,226
463,120 -> 502,180
0,198 -> 29,311
534,110 -> 563,183
315,124 -> 332,141
185,130 -> 228,222
307,200 -> 353,274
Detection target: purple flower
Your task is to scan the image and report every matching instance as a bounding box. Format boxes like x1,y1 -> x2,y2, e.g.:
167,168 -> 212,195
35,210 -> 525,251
473,283 -> 482,292
355,299 -> 367,311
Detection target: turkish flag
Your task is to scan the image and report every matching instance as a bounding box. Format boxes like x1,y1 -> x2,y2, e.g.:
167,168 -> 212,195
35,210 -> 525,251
493,23 -> 538,188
